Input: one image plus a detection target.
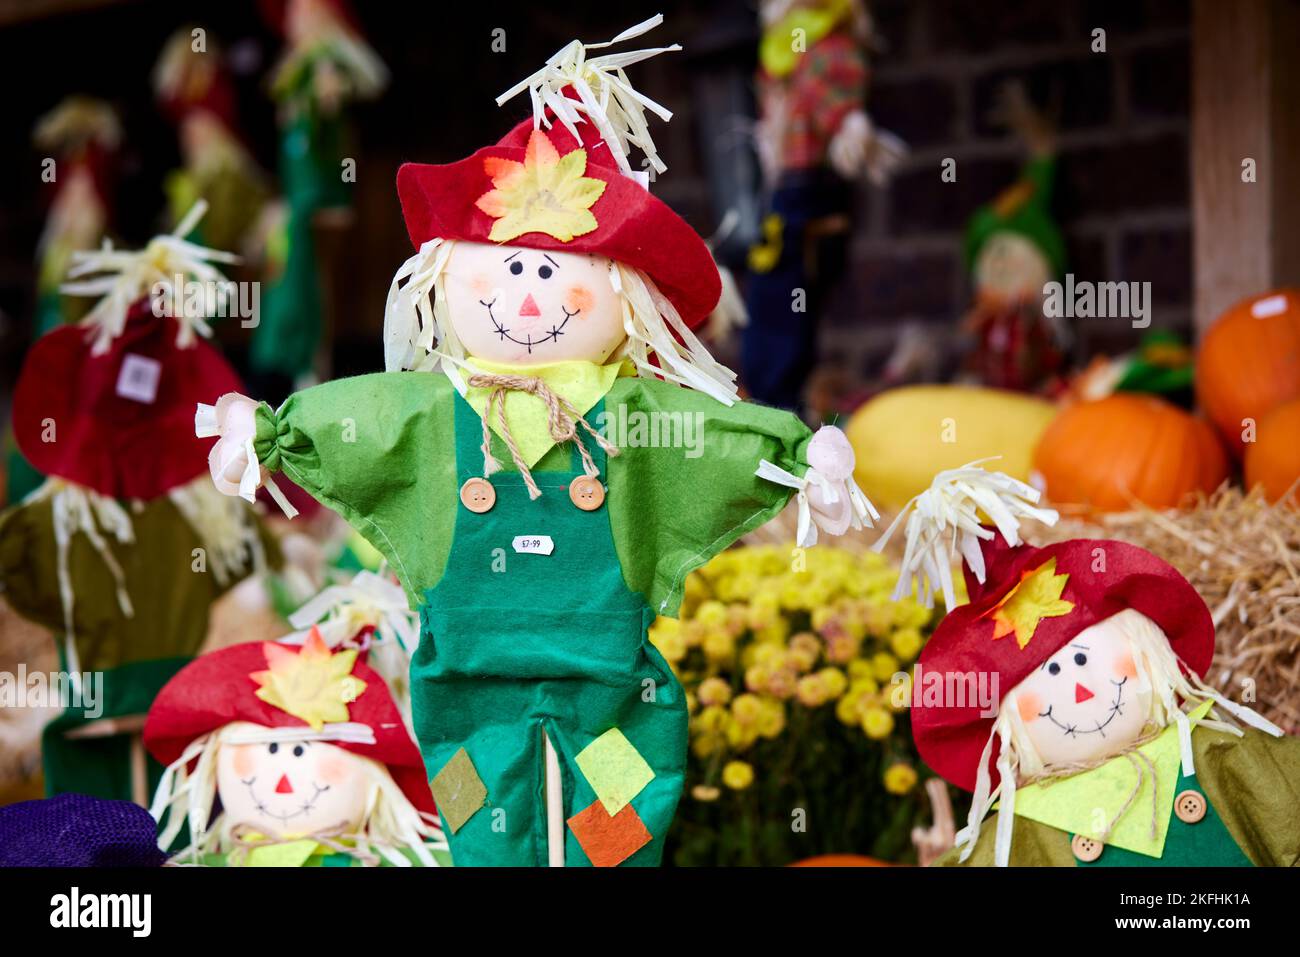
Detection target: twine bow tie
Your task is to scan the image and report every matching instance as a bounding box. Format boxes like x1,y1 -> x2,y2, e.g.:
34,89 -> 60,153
467,372 -> 620,500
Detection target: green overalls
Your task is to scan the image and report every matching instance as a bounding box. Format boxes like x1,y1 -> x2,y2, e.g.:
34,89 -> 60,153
413,395 -> 687,866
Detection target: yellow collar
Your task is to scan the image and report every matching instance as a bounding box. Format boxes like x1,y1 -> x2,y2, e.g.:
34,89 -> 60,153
464,357 -> 629,468
1010,701 -> 1213,858
237,836 -> 322,868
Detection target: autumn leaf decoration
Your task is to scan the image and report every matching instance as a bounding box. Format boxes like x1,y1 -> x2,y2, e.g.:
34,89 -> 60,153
981,557 -> 1075,650
251,627 -> 367,731
475,129 -> 606,243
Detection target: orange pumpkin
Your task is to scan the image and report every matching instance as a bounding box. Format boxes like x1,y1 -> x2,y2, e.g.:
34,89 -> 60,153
1195,289 -> 1300,459
790,854 -> 894,867
1244,398 -> 1300,503
1033,394 -> 1229,512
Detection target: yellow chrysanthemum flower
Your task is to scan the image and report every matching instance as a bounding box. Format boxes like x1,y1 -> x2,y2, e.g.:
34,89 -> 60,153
722,760 -> 755,790
889,627 -> 924,662
883,762 -> 919,796
697,676 -> 733,707
861,706 -> 895,740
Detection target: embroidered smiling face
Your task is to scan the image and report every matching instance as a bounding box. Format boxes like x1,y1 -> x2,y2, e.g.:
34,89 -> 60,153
215,722 -> 372,839
1010,616 -> 1152,767
444,241 -> 626,365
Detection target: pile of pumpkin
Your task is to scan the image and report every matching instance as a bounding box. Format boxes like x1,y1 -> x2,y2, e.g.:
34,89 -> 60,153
846,289 -> 1300,514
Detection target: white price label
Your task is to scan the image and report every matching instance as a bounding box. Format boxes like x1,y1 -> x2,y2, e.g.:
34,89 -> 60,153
512,535 -> 555,556
116,353 -> 162,404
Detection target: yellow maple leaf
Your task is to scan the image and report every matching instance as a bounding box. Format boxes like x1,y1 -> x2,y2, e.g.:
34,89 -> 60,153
475,128 -> 606,243
982,557 -> 1075,650
250,627 -> 366,731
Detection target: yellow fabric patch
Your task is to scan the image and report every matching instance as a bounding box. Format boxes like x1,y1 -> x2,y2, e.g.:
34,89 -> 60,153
250,627 -> 366,730
241,838 -> 321,868
575,728 -> 655,816
475,129 -> 606,244
465,357 -> 629,468
983,557 -> 1075,649
1011,702 -> 1214,858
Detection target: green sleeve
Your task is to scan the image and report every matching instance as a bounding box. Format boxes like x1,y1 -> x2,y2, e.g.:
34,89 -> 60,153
253,372 -> 458,603
1199,727 -> 1300,867
603,377 -> 812,617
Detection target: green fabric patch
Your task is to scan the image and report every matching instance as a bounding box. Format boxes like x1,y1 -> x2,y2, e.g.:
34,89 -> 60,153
428,747 -> 488,833
575,728 -> 655,816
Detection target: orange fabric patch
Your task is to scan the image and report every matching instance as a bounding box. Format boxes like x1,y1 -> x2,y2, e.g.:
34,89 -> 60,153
566,799 -> 652,867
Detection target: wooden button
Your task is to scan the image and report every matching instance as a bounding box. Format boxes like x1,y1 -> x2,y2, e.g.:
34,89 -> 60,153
1071,833 -> 1103,863
460,477 -> 496,513
569,476 -> 605,511
1173,789 -> 1207,824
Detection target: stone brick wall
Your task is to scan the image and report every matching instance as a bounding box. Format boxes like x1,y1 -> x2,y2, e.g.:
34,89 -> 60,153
823,0 -> 1193,376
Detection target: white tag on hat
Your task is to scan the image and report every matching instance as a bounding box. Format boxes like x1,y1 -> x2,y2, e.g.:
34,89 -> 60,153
116,354 -> 162,404
512,535 -> 555,556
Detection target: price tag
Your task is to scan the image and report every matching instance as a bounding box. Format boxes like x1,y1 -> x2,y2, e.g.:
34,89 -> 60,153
512,535 -> 555,556
116,354 -> 162,403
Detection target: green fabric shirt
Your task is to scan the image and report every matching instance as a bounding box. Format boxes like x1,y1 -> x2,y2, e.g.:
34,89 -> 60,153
254,371 -> 811,616
936,727 -> 1300,867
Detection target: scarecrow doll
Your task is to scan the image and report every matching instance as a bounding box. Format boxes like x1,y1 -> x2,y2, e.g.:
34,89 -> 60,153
744,0 -> 905,410
880,464 -> 1300,866
0,204 -> 275,804
253,0 -> 388,392
6,97 -> 121,505
198,17 -> 876,867
145,628 -> 447,866
960,82 -> 1067,393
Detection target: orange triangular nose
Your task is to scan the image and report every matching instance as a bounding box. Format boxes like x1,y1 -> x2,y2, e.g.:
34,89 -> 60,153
275,774 -> 294,794
1075,683 -> 1095,703
518,294 -> 541,317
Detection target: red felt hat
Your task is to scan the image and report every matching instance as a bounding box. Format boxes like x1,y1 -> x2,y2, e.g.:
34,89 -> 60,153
12,298 -> 244,500
143,632 -> 434,815
396,113 -> 721,330
911,531 -> 1215,794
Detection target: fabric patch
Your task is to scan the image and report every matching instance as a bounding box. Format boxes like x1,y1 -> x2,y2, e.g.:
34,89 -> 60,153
475,129 -> 606,243
567,799 -> 652,867
243,839 -> 320,868
250,627 -> 365,730
429,747 -> 488,833
982,557 -> 1074,649
1011,702 -> 1214,858
575,728 -> 655,815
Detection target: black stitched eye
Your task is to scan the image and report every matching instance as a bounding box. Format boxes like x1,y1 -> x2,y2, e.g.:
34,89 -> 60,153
268,743 -> 278,754
1074,652 -> 1087,666
538,265 -> 553,279
509,261 -> 523,275
1047,662 -> 1061,676
293,745 -> 304,757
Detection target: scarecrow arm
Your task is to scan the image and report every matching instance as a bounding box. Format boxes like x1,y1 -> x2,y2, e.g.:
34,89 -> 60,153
198,372 -> 458,602
604,377 -> 873,617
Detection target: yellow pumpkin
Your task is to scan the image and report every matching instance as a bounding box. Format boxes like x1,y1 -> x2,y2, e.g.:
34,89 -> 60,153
1244,398 -> 1300,503
1033,394 -> 1228,512
845,385 -> 1057,508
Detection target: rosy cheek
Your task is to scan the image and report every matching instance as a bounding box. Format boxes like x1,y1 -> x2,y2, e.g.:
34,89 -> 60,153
565,286 -> 595,317
315,754 -> 352,786
1016,692 -> 1043,724
1114,652 -> 1138,680
230,745 -> 256,778
470,273 -> 492,297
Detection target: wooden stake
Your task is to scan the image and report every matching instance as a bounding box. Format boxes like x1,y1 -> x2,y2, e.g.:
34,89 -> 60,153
543,729 -> 564,867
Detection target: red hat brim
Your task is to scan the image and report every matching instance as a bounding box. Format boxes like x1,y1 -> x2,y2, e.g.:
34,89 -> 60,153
13,300 -> 244,500
395,117 -> 720,330
143,640 -> 434,815
912,534 -> 1214,793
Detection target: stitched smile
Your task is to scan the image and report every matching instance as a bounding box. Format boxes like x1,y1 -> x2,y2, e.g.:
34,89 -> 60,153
480,299 -> 575,354
241,777 -> 331,824
1038,677 -> 1128,738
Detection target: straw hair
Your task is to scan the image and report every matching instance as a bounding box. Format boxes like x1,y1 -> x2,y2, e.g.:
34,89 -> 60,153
151,722 -> 447,867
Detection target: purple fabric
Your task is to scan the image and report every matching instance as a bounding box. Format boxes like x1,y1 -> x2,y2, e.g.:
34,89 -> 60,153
0,793 -> 165,867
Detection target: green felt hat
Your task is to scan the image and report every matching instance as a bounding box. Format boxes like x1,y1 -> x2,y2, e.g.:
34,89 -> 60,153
964,155 -> 1066,277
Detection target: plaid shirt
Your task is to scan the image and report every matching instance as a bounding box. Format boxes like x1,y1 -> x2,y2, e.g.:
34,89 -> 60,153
759,32 -> 869,172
